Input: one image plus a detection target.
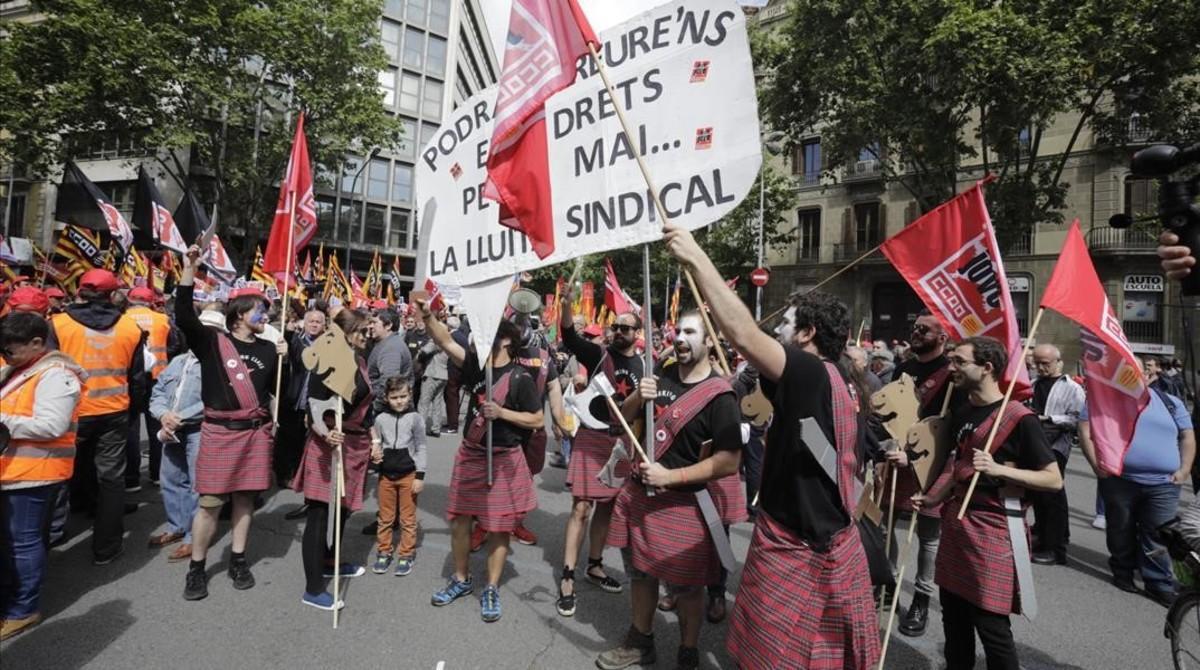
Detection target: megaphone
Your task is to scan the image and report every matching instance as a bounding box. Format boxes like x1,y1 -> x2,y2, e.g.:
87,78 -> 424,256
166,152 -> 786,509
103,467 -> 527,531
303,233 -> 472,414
508,288 -> 542,315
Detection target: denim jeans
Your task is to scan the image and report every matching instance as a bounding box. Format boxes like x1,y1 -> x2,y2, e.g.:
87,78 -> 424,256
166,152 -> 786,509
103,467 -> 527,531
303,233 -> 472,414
1,484 -> 59,618
159,428 -> 200,542
1098,476 -> 1181,592
889,512 -> 942,597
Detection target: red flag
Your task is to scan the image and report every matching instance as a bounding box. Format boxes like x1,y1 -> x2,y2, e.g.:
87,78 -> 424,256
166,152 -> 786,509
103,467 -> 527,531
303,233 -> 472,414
349,270 -> 368,308
1042,220 -> 1149,475
424,277 -> 446,313
263,114 -> 317,275
880,181 -> 1032,399
484,0 -> 598,259
603,258 -> 632,315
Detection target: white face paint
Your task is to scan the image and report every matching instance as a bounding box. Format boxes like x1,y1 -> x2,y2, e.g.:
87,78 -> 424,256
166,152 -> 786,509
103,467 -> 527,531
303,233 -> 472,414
775,307 -> 797,345
674,316 -> 707,362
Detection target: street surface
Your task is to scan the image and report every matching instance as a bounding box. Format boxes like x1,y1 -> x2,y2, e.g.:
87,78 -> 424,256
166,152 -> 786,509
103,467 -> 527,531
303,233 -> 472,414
1,432 -> 1181,669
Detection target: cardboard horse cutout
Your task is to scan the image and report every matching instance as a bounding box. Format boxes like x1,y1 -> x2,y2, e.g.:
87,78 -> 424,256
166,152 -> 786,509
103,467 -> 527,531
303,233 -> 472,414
901,415 -> 953,491
740,381 -> 772,428
870,373 -> 920,442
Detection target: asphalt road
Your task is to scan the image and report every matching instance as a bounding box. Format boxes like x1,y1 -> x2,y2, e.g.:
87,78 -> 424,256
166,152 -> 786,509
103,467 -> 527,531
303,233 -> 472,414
1,432 -> 1184,670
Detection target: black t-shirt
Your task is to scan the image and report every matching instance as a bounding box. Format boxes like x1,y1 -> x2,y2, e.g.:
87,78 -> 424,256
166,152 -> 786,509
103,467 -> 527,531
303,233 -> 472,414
515,344 -> 558,399
460,349 -> 540,447
561,325 -> 643,423
892,354 -> 960,419
951,400 -> 1055,494
650,363 -> 742,492
1032,376 -> 1056,414
759,346 -> 850,546
176,285 -> 279,412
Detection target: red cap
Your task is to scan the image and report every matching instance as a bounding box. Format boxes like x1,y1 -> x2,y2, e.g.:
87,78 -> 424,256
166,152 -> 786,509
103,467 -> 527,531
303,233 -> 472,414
582,324 -> 603,337
43,287 -> 66,300
128,286 -> 157,303
12,275 -> 30,284
79,269 -> 121,293
228,286 -> 269,303
369,299 -> 389,310
7,286 -> 49,314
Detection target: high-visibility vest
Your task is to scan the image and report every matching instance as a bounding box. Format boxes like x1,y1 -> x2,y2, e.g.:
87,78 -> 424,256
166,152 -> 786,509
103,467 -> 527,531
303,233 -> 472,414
126,305 -> 171,380
1,356 -> 82,485
51,312 -> 142,417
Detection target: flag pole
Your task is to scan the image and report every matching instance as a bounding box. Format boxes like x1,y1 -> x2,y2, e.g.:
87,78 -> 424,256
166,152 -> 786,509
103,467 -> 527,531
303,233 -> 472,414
642,243 -> 656,469
957,307 -> 1045,520
272,189 -> 297,432
486,354 -> 494,487
332,402 -> 344,629
756,242 -> 886,327
585,42 -> 730,377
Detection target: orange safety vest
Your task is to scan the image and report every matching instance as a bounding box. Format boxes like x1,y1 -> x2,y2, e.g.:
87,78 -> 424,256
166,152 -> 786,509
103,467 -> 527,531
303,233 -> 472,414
1,354 -> 83,486
51,312 -> 142,417
126,305 -> 171,380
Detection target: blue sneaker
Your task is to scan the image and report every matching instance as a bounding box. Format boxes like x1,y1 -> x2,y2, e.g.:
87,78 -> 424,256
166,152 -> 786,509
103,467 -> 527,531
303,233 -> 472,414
372,553 -> 393,574
323,562 -> 366,578
481,585 -> 502,622
394,557 -> 414,577
431,575 -> 473,606
301,591 -> 345,611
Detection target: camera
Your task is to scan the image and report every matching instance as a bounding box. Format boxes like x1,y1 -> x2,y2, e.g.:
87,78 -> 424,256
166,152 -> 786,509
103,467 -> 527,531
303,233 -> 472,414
1109,142 -> 1200,296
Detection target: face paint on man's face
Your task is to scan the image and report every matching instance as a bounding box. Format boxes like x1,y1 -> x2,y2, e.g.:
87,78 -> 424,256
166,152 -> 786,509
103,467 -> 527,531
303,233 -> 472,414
775,307 -> 797,344
674,319 -> 706,361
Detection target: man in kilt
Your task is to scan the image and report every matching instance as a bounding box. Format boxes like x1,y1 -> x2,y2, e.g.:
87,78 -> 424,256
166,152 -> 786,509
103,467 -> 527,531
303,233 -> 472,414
597,310 -> 742,670
416,300 -> 543,623
913,336 -> 1062,670
176,245 -> 287,601
554,292 -> 644,618
662,222 -> 881,670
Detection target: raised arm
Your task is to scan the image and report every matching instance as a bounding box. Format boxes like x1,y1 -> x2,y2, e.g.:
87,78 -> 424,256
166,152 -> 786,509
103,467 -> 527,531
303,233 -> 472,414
414,299 -> 465,368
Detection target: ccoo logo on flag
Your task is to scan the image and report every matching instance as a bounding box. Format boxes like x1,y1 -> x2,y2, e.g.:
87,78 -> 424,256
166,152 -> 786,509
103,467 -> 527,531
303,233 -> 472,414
918,234 -> 1004,338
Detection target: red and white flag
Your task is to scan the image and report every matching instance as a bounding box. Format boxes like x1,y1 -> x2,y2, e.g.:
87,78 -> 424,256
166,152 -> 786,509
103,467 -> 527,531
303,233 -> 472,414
603,258 -> 633,316
1042,220 -> 1149,475
424,277 -> 447,313
264,113 -> 317,275
484,0 -> 598,259
880,180 -> 1032,399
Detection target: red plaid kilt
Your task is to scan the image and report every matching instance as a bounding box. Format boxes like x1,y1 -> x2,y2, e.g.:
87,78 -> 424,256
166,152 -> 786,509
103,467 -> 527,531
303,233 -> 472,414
290,431 -> 372,512
709,472 -> 748,525
936,494 -> 1024,615
607,481 -> 720,586
727,513 -> 880,670
195,413 -> 274,495
882,467 -> 942,519
566,427 -> 628,501
445,439 -> 537,533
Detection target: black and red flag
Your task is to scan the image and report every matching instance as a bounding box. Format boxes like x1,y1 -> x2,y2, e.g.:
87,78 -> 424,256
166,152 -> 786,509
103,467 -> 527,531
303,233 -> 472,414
55,160 -> 135,254
133,166 -> 188,254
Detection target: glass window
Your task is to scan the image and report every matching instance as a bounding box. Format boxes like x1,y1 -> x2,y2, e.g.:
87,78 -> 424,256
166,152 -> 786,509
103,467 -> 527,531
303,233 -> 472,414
378,69 -> 397,108
796,208 -> 821,261
399,72 -> 421,114
406,0 -> 427,26
364,204 -> 387,246
398,117 -> 418,158
422,79 -> 444,119
4,193 -> 26,238
1125,176 -> 1158,219
1008,274 -> 1032,334
426,35 -> 447,75
384,0 -> 403,16
316,196 -> 337,235
339,201 -> 363,243
854,202 -> 882,249
99,182 -> 137,218
420,123 -> 438,147
341,157 -> 362,194
392,163 -> 413,202
429,0 -> 450,33
792,139 -> 821,184
403,27 -> 425,69
390,209 -> 411,249
381,19 -> 401,61
367,158 -> 390,200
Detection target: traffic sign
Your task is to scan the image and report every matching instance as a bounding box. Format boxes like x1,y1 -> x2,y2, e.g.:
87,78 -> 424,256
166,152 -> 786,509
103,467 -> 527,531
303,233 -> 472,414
750,267 -> 770,287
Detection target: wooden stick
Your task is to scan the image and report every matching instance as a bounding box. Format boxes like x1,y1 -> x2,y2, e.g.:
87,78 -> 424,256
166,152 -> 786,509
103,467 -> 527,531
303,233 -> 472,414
856,319 -> 867,347
756,243 -> 885,326
940,381 -> 956,417
884,466 -> 898,557
874,462 -> 890,507
878,510 -> 920,669
271,189 -> 297,431
957,307 -> 1045,520
332,403 -> 344,629
603,395 -> 650,464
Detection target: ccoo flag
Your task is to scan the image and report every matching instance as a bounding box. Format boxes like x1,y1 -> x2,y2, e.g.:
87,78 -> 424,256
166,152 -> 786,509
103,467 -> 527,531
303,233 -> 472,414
56,161 -> 135,254
603,258 -> 633,316
1041,220 -> 1150,475
264,113 -> 318,275
484,0 -> 598,259
133,166 -> 188,253
880,180 -> 1032,399
173,189 -> 237,285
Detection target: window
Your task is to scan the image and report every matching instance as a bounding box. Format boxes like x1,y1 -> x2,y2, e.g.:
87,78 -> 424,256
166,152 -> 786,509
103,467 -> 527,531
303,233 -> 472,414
390,209 -> 411,249
367,158 -> 390,200
339,201 -> 363,243
796,208 -> 820,261
1018,127 -> 1031,152
3,192 -> 26,238
392,163 -> 413,201
384,0 -> 403,16
398,117 -> 418,158
381,20 -> 401,61
364,205 -> 387,245
1125,177 -> 1157,219
429,0 -> 450,33
406,0 -> 427,25
854,202 -> 882,249
858,144 -> 879,162
99,182 -> 136,218
399,72 -> 421,114
403,27 -> 426,69
378,69 -> 397,108
315,197 -> 337,239
791,139 -> 821,184
426,35 -> 447,75
422,79 -> 444,119
420,123 -> 438,147
341,157 -> 362,194
1007,274 -> 1032,334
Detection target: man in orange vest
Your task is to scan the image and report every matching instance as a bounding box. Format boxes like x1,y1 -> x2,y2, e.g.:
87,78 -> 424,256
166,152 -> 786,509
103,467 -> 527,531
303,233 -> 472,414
1,312 -> 85,640
50,269 -> 147,565
124,286 -> 171,494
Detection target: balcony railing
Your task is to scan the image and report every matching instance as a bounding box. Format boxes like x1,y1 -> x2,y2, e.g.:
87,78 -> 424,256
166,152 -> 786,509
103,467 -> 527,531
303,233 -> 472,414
1087,225 -> 1158,253
843,159 -> 883,183
834,242 -> 883,262
1128,115 -> 1153,145
1005,231 -> 1033,256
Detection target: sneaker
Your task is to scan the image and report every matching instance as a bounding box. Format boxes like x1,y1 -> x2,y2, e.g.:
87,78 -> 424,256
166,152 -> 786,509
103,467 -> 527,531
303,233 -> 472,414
512,524 -> 538,546
394,557 -> 414,577
432,575 -> 474,607
480,585 -> 502,622
124,483 -> 142,493
373,553 -> 393,574
1112,575 -> 1139,594
228,560 -> 256,590
470,525 -> 488,552
1092,515 -> 1107,530
184,566 -> 209,601
93,546 -> 124,566
323,562 -> 366,578
0,613 -> 42,642
301,591 -> 345,611
676,646 -> 700,670
596,626 -> 656,670
557,569 -> 577,617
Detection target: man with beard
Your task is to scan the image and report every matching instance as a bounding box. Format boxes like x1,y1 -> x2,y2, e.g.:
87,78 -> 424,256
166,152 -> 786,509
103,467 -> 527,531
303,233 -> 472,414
597,310 -> 742,670
662,223 -> 880,669
914,337 -> 1062,670
553,298 -> 644,619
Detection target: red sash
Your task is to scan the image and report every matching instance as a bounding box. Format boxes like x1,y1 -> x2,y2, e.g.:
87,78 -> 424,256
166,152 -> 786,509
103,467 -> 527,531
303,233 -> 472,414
205,332 -> 264,422
916,365 -> 952,414
652,376 -> 733,459
824,361 -> 862,514
951,401 -> 1033,508
465,369 -> 516,445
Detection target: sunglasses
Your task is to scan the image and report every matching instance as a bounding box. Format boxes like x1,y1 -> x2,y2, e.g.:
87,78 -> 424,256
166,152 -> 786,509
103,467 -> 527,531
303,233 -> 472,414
911,324 -> 933,336
612,324 -> 637,334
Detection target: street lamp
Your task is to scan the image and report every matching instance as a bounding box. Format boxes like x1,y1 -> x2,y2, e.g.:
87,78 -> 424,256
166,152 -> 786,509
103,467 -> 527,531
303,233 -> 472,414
756,131 -> 786,320
343,147 -> 381,272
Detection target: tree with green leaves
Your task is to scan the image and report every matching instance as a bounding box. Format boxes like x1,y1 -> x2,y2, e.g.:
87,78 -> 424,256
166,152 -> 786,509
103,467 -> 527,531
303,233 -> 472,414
757,0 -> 1200,246
0,0 -> 401,257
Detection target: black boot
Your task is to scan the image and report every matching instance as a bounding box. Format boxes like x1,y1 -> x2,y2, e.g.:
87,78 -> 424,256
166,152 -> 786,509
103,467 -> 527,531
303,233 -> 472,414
898,592 -> 930,637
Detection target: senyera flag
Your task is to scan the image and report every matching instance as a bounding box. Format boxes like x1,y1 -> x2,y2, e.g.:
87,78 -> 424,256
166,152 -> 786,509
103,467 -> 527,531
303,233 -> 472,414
484,0 -> 598,259
1042,220 -> 1149,475
133,166 -> 187,254
264,113 -> 317,276
880,179 -> 1032,399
